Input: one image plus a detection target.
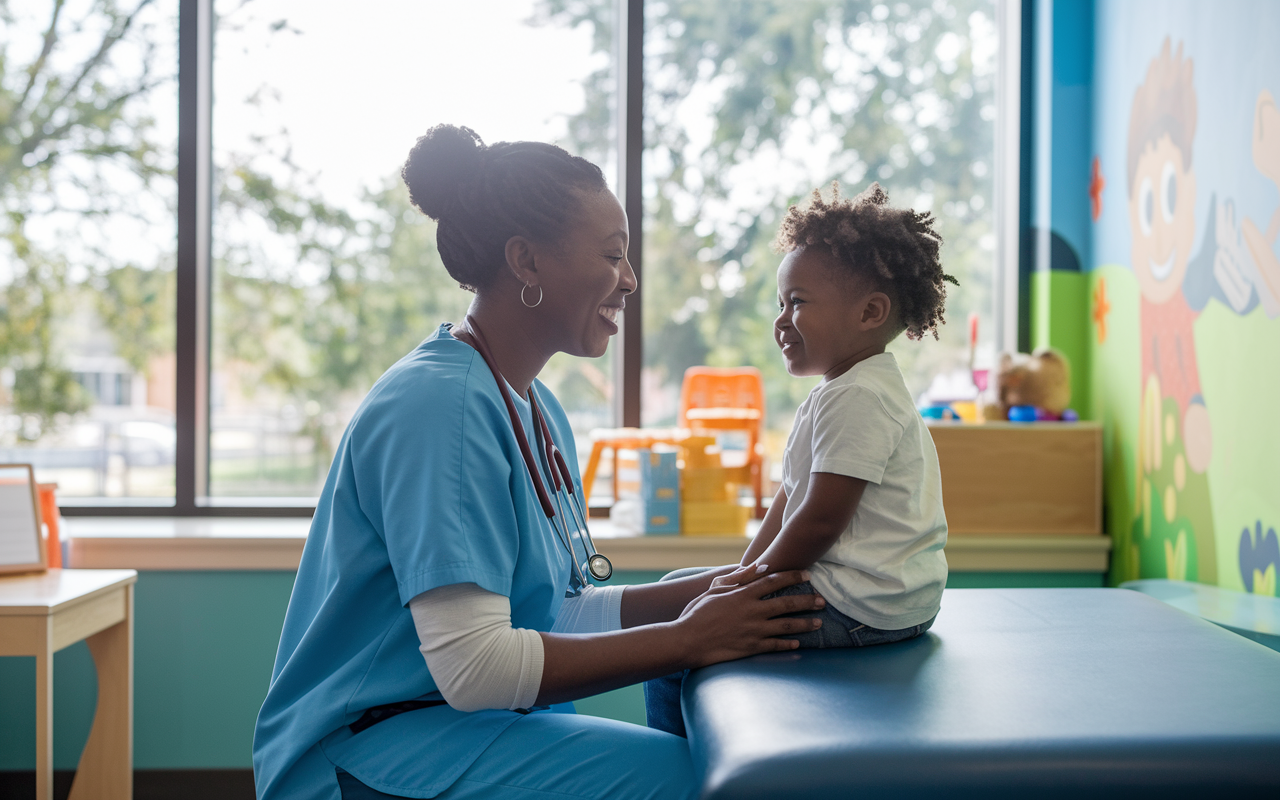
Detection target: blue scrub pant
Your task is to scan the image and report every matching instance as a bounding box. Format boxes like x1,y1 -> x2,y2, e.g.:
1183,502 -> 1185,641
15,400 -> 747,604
337,710 -> 698,800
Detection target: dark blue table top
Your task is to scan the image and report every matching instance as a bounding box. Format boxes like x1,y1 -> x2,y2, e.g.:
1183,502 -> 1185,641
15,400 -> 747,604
683,588 -> 1280,799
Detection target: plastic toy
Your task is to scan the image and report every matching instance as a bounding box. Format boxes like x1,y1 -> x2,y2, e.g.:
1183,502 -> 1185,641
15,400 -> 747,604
920,404 -> 959,421
1007,404 -> 1080,423
639,448 -> 680,534
1007,404 -> 1038,422
678,437 -> 749,535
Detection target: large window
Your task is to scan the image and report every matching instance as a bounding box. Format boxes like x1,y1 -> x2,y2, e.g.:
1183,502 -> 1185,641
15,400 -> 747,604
2,0 -> 1006,513
0,0 -> 179,504
209,0 -> 615,500
550,0 -> 999,487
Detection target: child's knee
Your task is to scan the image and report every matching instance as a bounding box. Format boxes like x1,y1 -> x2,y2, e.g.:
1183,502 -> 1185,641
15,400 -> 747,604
761,580 -> 817,600
659,565 -> 723,582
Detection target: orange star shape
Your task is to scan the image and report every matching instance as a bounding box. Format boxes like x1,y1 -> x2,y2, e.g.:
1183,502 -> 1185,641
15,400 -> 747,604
1093,276 -> 1111,344
1090,156 -> 1106,221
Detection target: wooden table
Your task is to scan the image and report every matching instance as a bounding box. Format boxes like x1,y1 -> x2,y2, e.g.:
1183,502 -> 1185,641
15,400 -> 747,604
0,569 -> 137,800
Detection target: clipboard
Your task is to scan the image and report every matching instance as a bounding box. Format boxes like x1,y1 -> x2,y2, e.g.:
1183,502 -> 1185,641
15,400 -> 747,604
0,464 -> 47,575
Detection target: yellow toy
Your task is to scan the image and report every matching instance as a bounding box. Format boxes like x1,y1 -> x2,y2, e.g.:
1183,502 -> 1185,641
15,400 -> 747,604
678,437 -> 750,536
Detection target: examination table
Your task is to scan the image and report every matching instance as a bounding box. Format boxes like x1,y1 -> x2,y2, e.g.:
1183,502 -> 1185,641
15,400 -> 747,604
682,588 -> 1280,798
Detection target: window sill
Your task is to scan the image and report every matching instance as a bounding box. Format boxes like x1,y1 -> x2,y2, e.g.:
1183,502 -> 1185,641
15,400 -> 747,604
63,517 -> 1112,573
65,517 -> 311,571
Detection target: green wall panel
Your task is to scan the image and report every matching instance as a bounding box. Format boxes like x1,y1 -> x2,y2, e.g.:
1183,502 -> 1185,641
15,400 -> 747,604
0,571 -> 295,770
0,643 -> 97,771
1031,269 -> 1092,418
945,572 -> 1103,588
130,572 -> 296,768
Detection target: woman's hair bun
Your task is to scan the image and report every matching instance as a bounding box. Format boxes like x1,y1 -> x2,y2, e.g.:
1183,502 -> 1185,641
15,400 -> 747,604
401,124 -> 485,220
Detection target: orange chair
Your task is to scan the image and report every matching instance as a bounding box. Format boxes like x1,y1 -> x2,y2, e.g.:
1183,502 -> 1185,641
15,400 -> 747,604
678,367 -> 766,517
581,428 -> 688,507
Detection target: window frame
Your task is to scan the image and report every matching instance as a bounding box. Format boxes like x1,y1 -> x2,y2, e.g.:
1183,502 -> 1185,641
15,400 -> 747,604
61,0 -> 1017,517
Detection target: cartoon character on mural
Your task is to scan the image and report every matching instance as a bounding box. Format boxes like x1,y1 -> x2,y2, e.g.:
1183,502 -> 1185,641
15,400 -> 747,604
1244,92 -> 1280,316
1185,87 -> 1280,321
1125,38 -> 1280,590
1126,38 -> 1216,582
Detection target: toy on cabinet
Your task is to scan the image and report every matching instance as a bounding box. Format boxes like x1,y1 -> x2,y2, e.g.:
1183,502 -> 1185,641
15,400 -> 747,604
678,437 -> 750,536
985,348 -> 1074,422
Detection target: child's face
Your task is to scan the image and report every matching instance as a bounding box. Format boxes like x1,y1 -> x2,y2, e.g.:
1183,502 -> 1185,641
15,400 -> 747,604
774,247 -> 890,380
1129,134 -> 1196,304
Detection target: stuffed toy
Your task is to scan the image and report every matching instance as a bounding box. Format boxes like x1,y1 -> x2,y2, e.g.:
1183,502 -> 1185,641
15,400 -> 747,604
985,348 -> 1072,420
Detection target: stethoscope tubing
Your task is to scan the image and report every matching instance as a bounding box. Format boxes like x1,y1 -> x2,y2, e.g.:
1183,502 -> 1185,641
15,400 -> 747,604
460,316 -> 612,587
530,370 -> 611,586
528,374 -> 611,581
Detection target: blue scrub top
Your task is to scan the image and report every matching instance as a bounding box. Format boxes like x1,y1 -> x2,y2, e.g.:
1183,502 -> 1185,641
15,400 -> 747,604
253,325 -> 581,800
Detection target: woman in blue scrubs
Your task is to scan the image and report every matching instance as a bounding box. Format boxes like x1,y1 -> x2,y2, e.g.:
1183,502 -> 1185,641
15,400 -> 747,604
252,124 -> 824,800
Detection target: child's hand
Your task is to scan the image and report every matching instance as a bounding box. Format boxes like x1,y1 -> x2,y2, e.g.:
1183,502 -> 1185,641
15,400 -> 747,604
709,562 -> 774,592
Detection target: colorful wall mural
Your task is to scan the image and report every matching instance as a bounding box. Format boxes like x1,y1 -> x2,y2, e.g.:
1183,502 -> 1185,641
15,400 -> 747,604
1089,0 -> 1280,595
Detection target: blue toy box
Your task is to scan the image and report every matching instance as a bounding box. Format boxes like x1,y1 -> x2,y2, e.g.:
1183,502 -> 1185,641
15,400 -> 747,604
639,448 -> 680,534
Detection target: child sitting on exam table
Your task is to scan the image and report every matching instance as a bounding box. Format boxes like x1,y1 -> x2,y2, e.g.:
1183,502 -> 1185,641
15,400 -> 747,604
731,180 -> 953,650
646,182 -> 954,736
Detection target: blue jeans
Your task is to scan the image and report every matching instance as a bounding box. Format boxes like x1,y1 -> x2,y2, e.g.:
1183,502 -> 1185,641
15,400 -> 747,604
643,567 -> 936,738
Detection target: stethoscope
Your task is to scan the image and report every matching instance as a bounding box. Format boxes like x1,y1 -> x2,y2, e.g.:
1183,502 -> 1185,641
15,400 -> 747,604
459,316 -> 613,594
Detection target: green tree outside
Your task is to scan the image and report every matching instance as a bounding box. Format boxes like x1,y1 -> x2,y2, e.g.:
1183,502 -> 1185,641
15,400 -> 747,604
538,0 -> 997,434
2,0 -> 995,495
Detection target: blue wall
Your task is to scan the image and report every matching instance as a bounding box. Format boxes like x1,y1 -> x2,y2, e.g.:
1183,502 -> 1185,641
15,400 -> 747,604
1033,0 -> 1094,273
1027,0 -> 1097,415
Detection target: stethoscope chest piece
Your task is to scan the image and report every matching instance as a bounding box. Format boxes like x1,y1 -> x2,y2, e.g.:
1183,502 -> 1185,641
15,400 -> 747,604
588,553 -> 613,582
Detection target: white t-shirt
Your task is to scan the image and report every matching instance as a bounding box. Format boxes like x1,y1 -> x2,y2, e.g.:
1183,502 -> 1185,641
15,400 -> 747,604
779,352 -> 947,629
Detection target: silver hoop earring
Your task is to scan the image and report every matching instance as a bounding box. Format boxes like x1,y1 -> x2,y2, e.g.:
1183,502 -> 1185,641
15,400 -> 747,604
521,284 -> 543,308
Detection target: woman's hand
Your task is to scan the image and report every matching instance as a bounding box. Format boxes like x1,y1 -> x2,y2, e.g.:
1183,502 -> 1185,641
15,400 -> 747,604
619,563 -> 739,628
675,569 -> 825,669
536,570 -> 823,706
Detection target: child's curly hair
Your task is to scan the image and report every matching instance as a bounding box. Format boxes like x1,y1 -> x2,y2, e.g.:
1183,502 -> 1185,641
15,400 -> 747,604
773,182 -> 957,340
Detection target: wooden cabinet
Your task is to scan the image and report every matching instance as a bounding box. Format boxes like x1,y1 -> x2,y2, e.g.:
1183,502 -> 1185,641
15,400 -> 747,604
928,422 -> 1103,536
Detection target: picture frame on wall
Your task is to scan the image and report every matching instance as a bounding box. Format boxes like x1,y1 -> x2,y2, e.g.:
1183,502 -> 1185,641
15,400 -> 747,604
0,464 -> 47,575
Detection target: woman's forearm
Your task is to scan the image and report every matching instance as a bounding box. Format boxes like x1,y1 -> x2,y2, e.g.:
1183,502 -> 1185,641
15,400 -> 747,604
536,569 -> 828,706
618,566 -> 734,628
535,623 -> 689,705
535,567 -> 742,706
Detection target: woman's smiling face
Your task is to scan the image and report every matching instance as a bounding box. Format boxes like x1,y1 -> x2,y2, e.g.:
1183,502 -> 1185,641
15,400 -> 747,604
535,188 -> 635,359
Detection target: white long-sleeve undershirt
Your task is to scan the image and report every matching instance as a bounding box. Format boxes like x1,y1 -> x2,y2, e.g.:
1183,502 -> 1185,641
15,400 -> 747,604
409,582 -> 624,712
551,583 -> 626,635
